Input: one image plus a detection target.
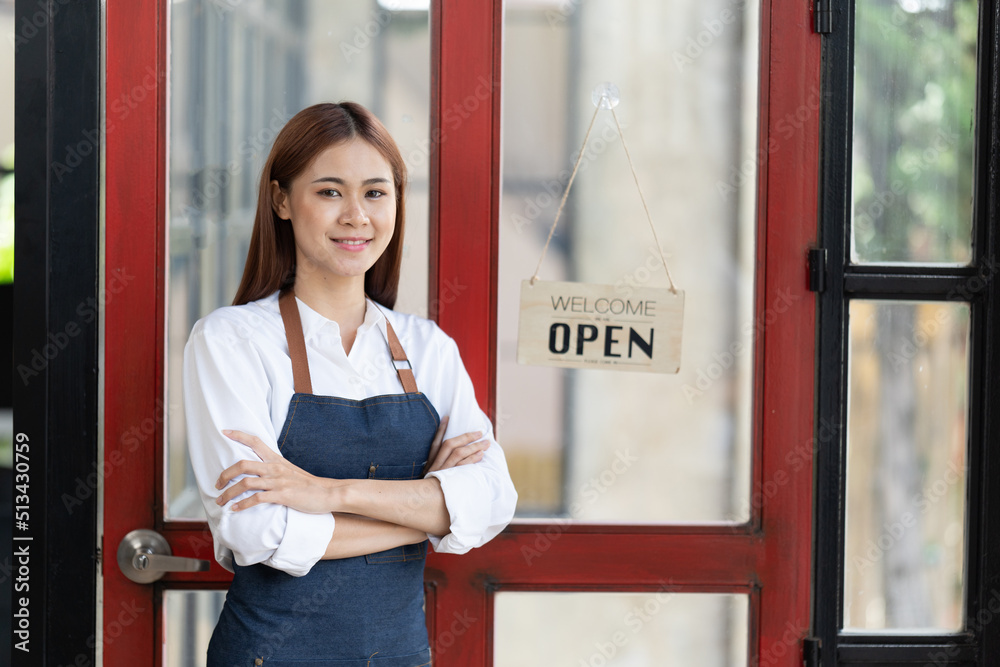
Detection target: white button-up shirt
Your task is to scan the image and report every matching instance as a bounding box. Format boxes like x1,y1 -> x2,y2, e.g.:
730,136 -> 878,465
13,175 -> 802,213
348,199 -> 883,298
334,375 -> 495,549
183,290 -> 518,577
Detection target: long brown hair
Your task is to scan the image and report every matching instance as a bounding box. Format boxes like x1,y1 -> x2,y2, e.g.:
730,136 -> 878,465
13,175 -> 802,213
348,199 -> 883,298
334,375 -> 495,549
232,102 -> 407,308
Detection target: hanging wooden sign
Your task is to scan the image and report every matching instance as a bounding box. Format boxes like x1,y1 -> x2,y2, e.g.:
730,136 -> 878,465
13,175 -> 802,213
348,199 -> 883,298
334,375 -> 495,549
517,84 -> 684,374
517,280 -> 684,374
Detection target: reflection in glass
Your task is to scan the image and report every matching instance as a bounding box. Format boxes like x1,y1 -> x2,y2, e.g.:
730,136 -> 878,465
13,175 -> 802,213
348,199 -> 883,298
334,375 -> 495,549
499,0 -> 759,521
494,591 -> 748,666
851,0 -> 978,264
166,0 -> 430,518
844,300 -> 968,631
165,590 -> 226,667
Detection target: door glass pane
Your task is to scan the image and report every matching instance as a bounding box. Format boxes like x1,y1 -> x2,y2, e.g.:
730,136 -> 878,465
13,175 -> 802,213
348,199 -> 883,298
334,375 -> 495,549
165,590 -> 226,667
166,0 -> 431,518
494,591 -> 748,665
843,300 -> 969,631
499,0 -> 759,521
850,0 -> 978,264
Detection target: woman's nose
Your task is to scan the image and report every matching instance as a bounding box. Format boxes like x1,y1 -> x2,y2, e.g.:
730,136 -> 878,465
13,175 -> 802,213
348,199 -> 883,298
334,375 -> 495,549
339,199 -> 369,225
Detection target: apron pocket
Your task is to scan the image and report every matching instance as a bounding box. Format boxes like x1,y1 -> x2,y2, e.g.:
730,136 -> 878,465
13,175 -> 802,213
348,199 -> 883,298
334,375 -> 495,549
366,462 -> 427,481
364,463 -> 429,564
365,539 -> 426,564
260,646 -> 432,666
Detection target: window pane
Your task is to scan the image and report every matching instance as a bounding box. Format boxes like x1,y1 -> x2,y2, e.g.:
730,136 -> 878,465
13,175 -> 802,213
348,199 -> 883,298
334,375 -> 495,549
164,590 -> 226,667
844,300 -> 969,631
494,591 -> 748,666
166,0 -> 430,518
850,0 -> 978,264
499,0 -> 759,521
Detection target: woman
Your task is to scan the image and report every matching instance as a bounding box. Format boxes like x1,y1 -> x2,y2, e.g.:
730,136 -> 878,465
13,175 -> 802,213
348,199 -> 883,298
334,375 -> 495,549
184,102 -> 517,667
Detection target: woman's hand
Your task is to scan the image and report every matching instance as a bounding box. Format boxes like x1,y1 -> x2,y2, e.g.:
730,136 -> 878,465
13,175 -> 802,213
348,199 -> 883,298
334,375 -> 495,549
423,415 -> 491,474
214,430 -> 337,513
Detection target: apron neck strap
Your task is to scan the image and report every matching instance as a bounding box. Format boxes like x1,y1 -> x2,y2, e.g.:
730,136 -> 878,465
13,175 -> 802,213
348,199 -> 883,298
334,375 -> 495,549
278,289 -> 420,395
279,289 -> 313,395
365,295 -> 420,394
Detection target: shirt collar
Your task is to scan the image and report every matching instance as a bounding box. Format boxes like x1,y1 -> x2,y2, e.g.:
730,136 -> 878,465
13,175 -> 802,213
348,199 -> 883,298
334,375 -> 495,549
261,290 -> 388,343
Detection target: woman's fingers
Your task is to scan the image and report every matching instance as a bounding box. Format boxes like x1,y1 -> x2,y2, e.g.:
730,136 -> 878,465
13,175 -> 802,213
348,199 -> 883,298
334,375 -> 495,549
437,438 -> 489,470
427,431 -> 477,472
213,431 -> 335,513
215,475 -> 269,506
424,416 -> 449,472
425,430 -> 489,473
223,429 -> 279,462
216,459 -> 270,489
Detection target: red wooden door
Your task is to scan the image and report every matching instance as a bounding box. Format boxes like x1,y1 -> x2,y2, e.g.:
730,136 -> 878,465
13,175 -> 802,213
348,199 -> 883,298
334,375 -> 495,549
101,0 -> 820,664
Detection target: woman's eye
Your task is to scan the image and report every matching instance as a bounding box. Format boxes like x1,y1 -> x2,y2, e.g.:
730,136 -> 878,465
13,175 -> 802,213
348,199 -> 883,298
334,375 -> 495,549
319,188 -> 340,197
367,190 -> 387,199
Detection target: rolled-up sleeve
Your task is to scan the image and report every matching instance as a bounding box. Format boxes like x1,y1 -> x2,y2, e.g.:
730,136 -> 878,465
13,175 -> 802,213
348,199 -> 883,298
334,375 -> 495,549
183,316 -> 335,576
423,334 -> 518,553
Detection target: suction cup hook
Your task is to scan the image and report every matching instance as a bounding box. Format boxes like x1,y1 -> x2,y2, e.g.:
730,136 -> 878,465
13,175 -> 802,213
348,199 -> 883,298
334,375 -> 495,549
591,82 -> 620,109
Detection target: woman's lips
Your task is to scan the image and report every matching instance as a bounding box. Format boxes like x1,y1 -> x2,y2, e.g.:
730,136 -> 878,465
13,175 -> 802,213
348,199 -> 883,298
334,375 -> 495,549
331,238 -> 372,252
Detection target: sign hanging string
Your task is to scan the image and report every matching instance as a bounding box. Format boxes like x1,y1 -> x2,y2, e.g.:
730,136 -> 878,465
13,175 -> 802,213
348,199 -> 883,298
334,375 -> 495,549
529,94 -> 678,294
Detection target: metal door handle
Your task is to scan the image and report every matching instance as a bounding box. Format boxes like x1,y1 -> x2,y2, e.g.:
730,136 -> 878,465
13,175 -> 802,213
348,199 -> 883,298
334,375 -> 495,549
117,528 -> 210,583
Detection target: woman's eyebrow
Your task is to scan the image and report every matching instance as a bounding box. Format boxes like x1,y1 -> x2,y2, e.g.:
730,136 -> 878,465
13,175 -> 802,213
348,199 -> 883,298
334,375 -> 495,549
310,176 -> 391,185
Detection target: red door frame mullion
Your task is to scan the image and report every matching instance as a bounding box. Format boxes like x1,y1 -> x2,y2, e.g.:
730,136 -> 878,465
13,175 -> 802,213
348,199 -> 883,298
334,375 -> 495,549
427,1 -> 503,663
103,0 -> 168,664
755,0 -> 819,659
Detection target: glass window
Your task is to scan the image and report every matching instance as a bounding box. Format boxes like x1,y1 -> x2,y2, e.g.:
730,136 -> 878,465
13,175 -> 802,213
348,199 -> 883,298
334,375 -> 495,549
843,300 -> 969,631
166,0 -> 431,518
850,0 -> 978,265
499,0 -> 760,521
494,591 -> 748,665
164,590 -> 226,667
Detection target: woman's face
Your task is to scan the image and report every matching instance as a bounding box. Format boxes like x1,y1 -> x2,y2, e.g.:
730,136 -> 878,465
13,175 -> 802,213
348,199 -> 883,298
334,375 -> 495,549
273,138 -> 396,289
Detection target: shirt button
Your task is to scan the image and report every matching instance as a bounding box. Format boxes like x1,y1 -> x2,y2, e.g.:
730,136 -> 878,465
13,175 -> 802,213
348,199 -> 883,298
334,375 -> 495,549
369,464 -> 376,476
255,659 -> 263,666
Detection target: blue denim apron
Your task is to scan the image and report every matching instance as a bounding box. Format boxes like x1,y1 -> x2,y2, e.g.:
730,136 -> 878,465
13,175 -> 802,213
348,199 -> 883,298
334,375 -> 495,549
207,290 -> 439,667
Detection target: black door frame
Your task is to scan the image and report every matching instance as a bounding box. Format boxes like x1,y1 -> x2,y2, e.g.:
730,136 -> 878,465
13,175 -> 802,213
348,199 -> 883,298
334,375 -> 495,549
12,0 -> 102,665
813,0 -> 1000,663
